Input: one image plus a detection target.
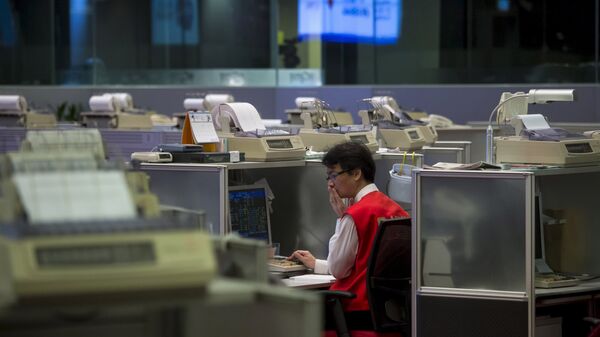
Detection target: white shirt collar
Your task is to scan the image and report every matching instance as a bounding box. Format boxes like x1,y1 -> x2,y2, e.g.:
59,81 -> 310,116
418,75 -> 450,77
354,183 -> 378,202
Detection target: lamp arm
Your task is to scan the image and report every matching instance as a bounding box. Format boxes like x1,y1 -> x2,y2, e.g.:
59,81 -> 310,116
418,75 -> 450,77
487,93 -> 530,125
485,93 -> 529,163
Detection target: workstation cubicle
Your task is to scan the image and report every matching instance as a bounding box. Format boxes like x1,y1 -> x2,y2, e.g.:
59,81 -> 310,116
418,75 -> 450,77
412,166 -> 600,337
141,152 -> 423,258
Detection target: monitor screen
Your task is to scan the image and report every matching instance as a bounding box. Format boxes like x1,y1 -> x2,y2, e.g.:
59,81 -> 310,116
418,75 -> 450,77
298,0 -> 402,45
228,185 -> 271,243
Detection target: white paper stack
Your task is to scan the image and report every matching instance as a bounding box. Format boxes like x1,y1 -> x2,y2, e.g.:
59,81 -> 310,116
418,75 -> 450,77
23,129 -> 106,159
0,95 -> 27,112
520,114 -> 551,130
211,102 -> 265,132
13,170 -> 136,224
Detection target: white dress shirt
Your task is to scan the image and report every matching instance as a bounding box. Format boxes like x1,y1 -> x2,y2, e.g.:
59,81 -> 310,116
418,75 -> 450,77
313,183 -> 379,278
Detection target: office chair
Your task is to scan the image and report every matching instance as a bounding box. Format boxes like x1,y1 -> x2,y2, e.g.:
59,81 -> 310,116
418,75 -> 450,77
585,317 -> 600,337
323,217 -> 412,337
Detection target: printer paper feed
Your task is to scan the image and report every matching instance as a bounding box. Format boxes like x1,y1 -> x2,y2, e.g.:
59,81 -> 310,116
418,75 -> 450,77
23,129 -> 105,159
189,112 -> 219,143
13,171 -> 136,224
520,114 -> 551,130
184,98 -> 205,111
89,95 -> 116,112
295,97 -> 318,109
204,94 -> 233,110
214,102 -> 265,132
0,95 -> 27,111
107,93 -> 133,110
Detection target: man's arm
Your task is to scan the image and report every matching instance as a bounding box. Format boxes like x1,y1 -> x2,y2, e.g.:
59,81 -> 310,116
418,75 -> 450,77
327,215 -> 358,278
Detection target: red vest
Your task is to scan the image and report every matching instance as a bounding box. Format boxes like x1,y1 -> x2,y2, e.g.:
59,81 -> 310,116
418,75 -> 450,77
329,190 -> 408,311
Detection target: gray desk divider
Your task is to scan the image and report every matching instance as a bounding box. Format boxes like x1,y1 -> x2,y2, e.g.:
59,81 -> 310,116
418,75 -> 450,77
413,166 -> 600,337
429,140 -> 471,163
141,163 -> 227,235
420,146 -> 465,166
140,153 -> 423,258
413,170 -> 534,337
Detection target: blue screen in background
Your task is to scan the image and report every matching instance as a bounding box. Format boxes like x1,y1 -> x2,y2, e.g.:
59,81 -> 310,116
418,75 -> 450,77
228,188 -> 270,242
298,0 -> 402,45
152,0 -> 199,45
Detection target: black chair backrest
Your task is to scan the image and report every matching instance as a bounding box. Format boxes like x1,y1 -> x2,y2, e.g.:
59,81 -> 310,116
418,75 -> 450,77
367,217 -> 412,335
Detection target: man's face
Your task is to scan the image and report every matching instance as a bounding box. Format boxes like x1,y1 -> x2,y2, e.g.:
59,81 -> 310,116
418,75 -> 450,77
326,164 -> 355,198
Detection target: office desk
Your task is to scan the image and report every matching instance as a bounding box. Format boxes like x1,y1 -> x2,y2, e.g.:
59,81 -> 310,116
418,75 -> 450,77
537,279 -> 600,298
0,278 -> 322,337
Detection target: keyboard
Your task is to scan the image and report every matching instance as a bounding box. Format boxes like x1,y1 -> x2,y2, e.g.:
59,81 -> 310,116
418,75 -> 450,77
535,273 -> 580,288
268,258 -> 307,272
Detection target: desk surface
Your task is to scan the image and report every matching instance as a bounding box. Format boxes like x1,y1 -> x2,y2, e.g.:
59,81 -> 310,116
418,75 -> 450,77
280,274 -> 336,290
536,278 -> 600,298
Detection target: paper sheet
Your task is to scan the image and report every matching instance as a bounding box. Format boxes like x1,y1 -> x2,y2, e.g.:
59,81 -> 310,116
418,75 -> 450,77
189,112 -> 219,143
212,102 -> 265,132
288,274 -> 336,282
520,114 -> 551,130
13,171 -> 136,224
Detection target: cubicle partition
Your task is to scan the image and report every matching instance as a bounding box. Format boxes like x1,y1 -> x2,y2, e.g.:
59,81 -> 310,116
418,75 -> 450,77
435,127 -> 488,163
142,164 -> 227,235
141,153 -> 423,259
413,170 -> 534,337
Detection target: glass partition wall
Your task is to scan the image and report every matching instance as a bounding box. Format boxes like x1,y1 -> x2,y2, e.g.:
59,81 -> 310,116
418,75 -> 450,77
0,0 -> 598,86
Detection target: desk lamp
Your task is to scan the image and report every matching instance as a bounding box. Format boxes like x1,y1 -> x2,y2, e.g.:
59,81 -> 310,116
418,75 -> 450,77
485,89 -> 575,163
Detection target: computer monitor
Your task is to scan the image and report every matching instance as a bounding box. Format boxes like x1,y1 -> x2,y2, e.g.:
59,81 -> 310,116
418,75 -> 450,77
228,184 -> 272,244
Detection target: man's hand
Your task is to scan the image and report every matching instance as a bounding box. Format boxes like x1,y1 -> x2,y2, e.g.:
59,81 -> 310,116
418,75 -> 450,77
288,250 -> 316,269
328,185 -> 347,217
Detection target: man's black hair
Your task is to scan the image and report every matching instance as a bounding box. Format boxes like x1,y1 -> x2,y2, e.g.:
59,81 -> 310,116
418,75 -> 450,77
322,141 -> 375,182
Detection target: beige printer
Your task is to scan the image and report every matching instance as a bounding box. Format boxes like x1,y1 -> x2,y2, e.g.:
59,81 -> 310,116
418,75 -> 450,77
0,95 -> 56,129
359,96 -> 438,147
297,99 -> 378,153
359,96 -> 427,151
285,96 -> 354,126
0,130 -> 215,305
489,89 -> 600,166
495,114 -> 600,166
212,102 -> 306,161
81,93 -> 153,129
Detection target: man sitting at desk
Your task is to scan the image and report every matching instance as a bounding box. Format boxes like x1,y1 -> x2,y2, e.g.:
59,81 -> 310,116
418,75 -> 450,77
289,141 -> 409,329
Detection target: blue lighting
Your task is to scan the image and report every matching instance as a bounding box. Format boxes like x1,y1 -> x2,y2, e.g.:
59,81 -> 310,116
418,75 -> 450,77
70,0 -> 89,67
152,0 -> 199,45
298,0 -> 402,45
497,0 -> 510,12
0,0 -> 16,46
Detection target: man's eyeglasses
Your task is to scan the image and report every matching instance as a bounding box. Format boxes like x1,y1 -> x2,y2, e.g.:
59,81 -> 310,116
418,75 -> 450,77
326,169 -> 353,181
